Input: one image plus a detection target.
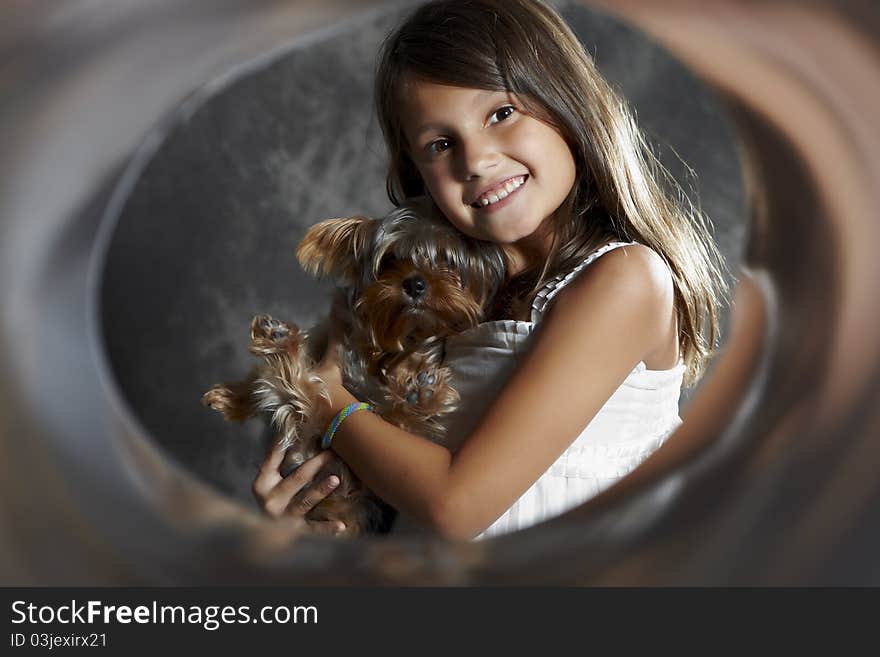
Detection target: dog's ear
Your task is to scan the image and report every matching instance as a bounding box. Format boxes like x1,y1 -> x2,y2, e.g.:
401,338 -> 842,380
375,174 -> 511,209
296,215 -> 377,284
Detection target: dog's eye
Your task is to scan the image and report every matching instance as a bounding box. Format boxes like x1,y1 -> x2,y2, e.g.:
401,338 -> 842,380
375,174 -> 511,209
379,254 -> 398,270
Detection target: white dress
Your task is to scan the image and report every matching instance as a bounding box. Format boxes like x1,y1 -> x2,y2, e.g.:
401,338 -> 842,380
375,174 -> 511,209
391,241 -> 685,539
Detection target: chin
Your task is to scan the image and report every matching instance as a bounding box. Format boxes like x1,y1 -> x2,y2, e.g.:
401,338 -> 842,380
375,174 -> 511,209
486,222 -> 540,247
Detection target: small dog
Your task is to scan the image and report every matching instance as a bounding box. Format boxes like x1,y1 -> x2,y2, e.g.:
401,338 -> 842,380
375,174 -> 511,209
202,198 -> 506,536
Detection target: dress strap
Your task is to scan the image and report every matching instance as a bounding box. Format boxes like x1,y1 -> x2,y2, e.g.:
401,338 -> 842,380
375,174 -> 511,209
530,241 -> 638,322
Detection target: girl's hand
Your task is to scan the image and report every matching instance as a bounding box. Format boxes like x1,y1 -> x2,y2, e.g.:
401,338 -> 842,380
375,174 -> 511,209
251,444 -> 347,535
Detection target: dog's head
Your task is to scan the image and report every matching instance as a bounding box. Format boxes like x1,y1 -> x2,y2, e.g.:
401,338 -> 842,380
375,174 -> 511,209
297,197 -> 507,356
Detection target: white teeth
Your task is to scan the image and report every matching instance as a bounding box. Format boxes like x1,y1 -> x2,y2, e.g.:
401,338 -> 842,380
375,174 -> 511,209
476,176 -> 525,207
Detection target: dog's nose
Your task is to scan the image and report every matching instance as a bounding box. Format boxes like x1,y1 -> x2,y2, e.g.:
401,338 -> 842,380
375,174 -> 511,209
402,275 -> 428,299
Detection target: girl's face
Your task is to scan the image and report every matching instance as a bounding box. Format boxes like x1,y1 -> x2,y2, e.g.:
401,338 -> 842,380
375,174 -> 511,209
400,78 -> 577,270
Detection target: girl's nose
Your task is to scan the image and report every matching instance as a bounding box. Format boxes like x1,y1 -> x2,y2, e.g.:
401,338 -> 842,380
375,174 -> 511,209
458,134 -> 498,179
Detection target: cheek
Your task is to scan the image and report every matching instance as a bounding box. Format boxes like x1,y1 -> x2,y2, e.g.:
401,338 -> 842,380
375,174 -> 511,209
422,174 -> 464,214
420,174 -> 441,199
414,171 -> 474,231
522,122 -> 575,178
421,170 -> 453,199
413,166 -> 441,198
544,137 -> 577,192
560,149 -> 577,187
429,202 -> 480,240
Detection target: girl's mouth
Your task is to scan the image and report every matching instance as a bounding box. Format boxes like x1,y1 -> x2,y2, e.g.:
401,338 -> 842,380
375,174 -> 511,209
471,175 -> 528,210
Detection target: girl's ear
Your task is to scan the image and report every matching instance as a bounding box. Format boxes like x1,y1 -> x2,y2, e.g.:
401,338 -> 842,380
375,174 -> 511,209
296,216 -> 377,284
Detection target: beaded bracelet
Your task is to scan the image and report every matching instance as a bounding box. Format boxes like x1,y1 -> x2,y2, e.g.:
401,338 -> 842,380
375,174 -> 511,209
321,402 -> 375,450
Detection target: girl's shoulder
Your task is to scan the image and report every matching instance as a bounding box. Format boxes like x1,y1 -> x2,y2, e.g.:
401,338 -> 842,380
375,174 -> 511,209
539,242 -> 677,370
592,242 -> 673,294
533,242 -> 673,321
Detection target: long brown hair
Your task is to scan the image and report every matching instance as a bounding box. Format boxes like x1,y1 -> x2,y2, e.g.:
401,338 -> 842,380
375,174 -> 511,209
374,0 -> 729,385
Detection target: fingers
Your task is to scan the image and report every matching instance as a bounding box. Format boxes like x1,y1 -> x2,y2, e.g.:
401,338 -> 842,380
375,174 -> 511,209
254,449 -> 345,524
272,450 -> 338,503
307,519 -> 348,536
251,442 -> 289,501
286,473 -> 340,518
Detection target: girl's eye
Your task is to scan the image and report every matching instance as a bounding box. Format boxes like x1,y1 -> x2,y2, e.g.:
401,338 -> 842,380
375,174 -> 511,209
426,138 -> 451,156
488,105 -> 516,125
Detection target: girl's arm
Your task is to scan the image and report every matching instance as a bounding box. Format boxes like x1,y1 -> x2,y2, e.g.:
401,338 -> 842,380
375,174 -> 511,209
325,245 -> 675,540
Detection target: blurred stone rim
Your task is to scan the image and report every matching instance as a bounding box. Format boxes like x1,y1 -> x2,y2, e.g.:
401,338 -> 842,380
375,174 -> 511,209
4,0 -> 877,584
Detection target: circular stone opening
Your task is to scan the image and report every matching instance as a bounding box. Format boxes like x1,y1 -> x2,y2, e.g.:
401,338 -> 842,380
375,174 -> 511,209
98,1 -> 745,520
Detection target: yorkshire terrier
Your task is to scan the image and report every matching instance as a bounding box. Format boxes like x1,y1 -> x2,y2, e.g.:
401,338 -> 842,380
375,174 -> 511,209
202,198 -> 506,536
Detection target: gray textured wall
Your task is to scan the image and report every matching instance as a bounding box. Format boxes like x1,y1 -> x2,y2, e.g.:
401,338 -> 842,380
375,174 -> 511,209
100,1 -> 745,503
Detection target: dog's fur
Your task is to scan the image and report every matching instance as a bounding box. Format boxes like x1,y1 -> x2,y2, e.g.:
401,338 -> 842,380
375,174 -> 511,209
202,198 -> 506,536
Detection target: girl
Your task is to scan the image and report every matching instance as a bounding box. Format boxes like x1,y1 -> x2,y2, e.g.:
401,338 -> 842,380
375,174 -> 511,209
252,0 -> 728,540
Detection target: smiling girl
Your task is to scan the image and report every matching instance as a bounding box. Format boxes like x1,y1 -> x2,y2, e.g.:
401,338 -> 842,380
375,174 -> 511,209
252,0 -> 728,540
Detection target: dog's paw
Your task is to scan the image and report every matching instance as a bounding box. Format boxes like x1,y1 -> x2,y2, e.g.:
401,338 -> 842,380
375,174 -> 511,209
252,314 -> 296,342
406,369 -> 440,406
384,352 -> 459,420
249,314 -> 303,355
201,382 -> 255,422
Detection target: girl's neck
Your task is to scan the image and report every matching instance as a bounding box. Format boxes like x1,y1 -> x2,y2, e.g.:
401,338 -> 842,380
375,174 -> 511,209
502,214 -> 557,276
492,220 -> 557,322
502,248 -> 537,277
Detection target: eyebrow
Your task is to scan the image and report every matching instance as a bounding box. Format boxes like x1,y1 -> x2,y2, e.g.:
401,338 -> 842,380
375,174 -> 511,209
412,122 -> 446,140
410,89 -> 506,140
